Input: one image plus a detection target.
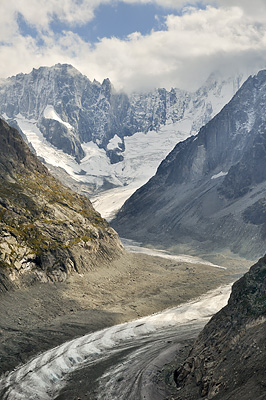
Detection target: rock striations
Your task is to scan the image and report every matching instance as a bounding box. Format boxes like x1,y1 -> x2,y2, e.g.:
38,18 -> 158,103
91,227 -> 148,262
174,255 -> 266,400
0,118 -> 123,292
113,70 -> 266,259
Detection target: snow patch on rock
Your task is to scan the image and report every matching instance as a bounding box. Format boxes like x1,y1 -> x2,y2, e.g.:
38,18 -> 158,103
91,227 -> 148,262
107,135 -> 122,150
211,171 -> 228,180
43,105 -> 73,130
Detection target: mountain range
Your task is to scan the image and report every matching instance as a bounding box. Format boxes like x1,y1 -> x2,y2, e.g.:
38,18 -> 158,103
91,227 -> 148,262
0,64 -> 243,194
113,70 -> 266,259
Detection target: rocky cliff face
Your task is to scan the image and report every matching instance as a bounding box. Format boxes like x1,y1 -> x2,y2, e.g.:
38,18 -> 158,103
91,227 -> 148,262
0,65 -> 123,161
0,119 -> 123,292
112,70 -> 266,259
174,255 -> 266,400
0,65 -> 242,191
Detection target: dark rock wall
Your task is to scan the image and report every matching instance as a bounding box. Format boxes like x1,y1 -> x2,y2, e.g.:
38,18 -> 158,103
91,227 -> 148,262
174,255 -> 266,400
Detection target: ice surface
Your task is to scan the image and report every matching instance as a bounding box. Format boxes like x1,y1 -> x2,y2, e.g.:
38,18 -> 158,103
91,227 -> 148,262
15,113 -> 193,212
107,135 -> 122,150
91,184 -> 141,221
15,115 -> 83,179
43,105 -> 73,130
211,171 -> 228,180
122,238 -> 226,269
14,114 -> 120,188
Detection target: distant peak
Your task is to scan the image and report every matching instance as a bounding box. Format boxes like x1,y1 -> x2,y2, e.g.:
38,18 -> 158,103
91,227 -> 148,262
102,78 -> 111,86
52,63 -> 82,75
53,63 -> 77,70
101,78 -> 114,96
29,63 -> 83,77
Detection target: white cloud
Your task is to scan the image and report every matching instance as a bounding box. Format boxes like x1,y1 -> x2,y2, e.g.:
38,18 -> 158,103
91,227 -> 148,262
0,1 -> 266,92
2,0 -> 99,35
217,0 -> 266,21
61,6 -> 266,91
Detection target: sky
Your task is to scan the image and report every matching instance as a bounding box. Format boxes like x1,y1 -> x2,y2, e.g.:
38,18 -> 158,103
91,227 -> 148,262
1,0 -> 266,92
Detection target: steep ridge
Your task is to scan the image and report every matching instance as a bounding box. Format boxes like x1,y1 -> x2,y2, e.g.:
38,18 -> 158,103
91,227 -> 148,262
0,65 -> 242,191
173,255 -> 266,400
0,118 -> 123,292
112,70 -> 266,259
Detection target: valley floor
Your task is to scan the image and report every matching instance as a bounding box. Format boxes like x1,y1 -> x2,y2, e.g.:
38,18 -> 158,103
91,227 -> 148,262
0,249 -> 250,377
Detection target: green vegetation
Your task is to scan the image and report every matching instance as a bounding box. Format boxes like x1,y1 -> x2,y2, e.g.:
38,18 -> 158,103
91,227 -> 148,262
0,169 -> 110,270
0,119 -> 119,278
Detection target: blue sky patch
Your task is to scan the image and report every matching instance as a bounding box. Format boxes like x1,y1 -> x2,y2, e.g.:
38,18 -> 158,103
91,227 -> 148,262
40,3 -> 182,43
17,2 -> 208,44
82,2 -> 176,41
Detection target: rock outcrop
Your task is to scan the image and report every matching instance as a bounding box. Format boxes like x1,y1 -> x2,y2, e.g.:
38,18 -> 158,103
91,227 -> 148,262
0,119 -> 123,291
174,255 -> 266,400
113,70 -> 266,259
